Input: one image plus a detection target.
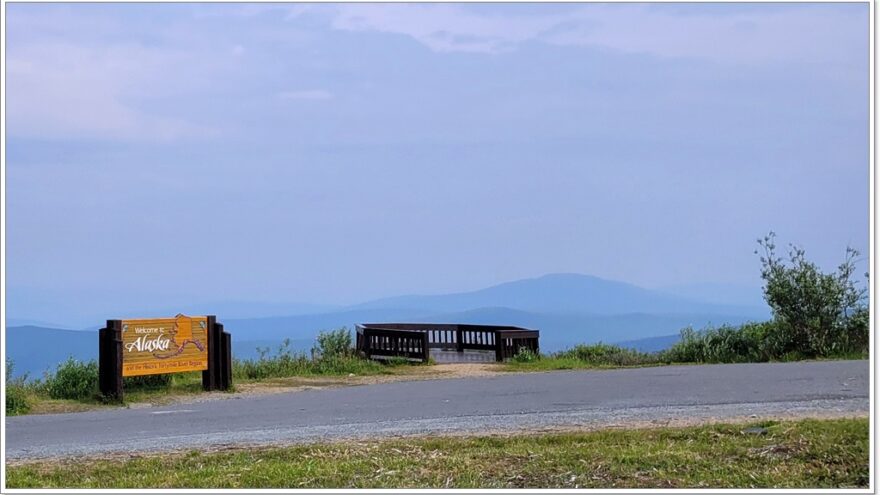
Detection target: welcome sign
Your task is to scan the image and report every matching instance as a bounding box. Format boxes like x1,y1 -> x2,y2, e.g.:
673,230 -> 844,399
121,314 -> 209,377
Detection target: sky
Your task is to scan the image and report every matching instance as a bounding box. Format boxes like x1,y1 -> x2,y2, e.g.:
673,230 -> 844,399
4,3 -> 870,325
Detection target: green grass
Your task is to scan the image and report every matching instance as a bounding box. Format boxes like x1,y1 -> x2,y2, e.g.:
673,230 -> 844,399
6,418 -> 868,489
503,356 -> 662,372
503,352 -> 867,373
503,343 -> 665,372
5,370 -> 213,416
232,353 -> 393,381
231,335 -> 431,381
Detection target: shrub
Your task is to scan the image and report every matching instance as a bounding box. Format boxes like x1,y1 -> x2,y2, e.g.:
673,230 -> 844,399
512,347 -> 540,363
841,307 -> 870,356
757,232 -> 869,357
5,359 -> 32,415
44,358 -> 99,400
663,324 -> 766,364
233,339 -> 311,380
6,383 -> 31,415
312,328 -> 353,359
556,343 -> 657,366
700,325 -> 762,363
661,327 -> 702,363
232,336 -> 387,380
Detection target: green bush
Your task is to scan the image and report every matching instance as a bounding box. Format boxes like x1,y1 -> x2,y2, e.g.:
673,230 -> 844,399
660,314 -> 868,365
662,324 -> 765,364
556,343 -> 658,366
660,327 -> 701,363
232,336 -> 387,380
233,339 -> 310,380
512,347 -> 540,363
757,233 -> 869,357
841,307 -> 870,356
44,358 -> 98,400
312,327 -> 353,358
6,359 -> 32,415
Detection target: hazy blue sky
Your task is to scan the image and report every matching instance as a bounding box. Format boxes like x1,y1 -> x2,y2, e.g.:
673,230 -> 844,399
5,3 -> 869,322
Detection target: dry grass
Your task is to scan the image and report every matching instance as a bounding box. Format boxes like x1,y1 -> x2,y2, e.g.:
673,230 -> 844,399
6,418 -> 868,489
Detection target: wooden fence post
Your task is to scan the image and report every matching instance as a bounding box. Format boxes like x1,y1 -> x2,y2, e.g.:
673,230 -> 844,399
455,326 -> 464,352
218,324 -> 232,391
421,331 -> 430,362
99,319 -> 123,400
202,315 -> 218,391
364,329 -> 373,359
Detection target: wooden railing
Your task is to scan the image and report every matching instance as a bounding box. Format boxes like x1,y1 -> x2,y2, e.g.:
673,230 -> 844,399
356,323 -> 539,362
356,326 -> 429,362
495,329 -> 541,361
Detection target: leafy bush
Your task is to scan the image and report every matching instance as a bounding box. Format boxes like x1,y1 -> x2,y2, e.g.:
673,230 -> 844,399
233,336 -> 387,380
44,357 -> 98,400
556,343 -> 658,366
842,307 -> 870,356
757,233 -> 869,357
662,325 -> 766,364
233,339 -> 310,380
658,235 -> 871,365
512,347 -> 540,363
6,359 -> 32,415
312,327 -> 353,359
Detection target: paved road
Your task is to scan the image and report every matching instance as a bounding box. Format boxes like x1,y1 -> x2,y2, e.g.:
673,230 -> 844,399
6,360 -> 869,460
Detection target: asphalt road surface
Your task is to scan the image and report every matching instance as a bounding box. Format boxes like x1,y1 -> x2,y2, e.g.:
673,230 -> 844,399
6,360 -> 869,460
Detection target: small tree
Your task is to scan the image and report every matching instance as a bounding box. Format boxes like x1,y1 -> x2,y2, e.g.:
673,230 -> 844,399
756,232 -> 868,356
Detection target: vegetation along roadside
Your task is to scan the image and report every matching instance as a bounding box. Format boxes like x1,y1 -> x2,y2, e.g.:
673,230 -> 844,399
6,418 -> 868,489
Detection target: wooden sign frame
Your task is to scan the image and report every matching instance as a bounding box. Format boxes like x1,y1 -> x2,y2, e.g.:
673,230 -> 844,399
98,314 -> 232,400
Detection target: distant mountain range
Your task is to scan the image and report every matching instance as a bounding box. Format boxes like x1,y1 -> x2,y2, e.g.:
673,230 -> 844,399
352,273 -> 760,315
5,273 -> 770,378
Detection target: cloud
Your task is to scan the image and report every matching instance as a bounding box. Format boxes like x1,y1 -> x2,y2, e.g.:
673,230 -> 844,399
331,4 -> 541,54
329,3 -> 866,67
278,89 -> 333,101
542,4 -> 865,67
6,9 -> 222,142
6,3 -> 865,144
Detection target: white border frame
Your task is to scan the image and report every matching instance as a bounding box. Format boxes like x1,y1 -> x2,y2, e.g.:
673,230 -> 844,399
0,1 -> 874,493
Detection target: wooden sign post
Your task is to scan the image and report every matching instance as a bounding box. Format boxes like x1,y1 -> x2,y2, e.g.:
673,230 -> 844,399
98,314 -> 232,400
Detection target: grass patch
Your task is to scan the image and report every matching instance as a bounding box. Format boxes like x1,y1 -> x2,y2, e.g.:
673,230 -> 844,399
6,418 -> 868,489
504,357 -> 660,372
503,321 -> 870,373
6,359 -> 34,415
6,366 -> 211,416
232,338 -> 393,381
232,330 -> 422,381
504,343 -> 664,372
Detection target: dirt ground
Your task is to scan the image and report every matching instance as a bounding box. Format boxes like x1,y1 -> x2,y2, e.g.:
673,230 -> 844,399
144,363 -> 507,407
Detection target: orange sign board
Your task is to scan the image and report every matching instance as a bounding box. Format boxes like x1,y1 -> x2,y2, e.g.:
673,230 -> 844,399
121,315 -> 209,377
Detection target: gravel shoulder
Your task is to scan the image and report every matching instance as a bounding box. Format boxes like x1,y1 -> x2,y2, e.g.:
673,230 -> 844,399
126,363 -> 504,408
